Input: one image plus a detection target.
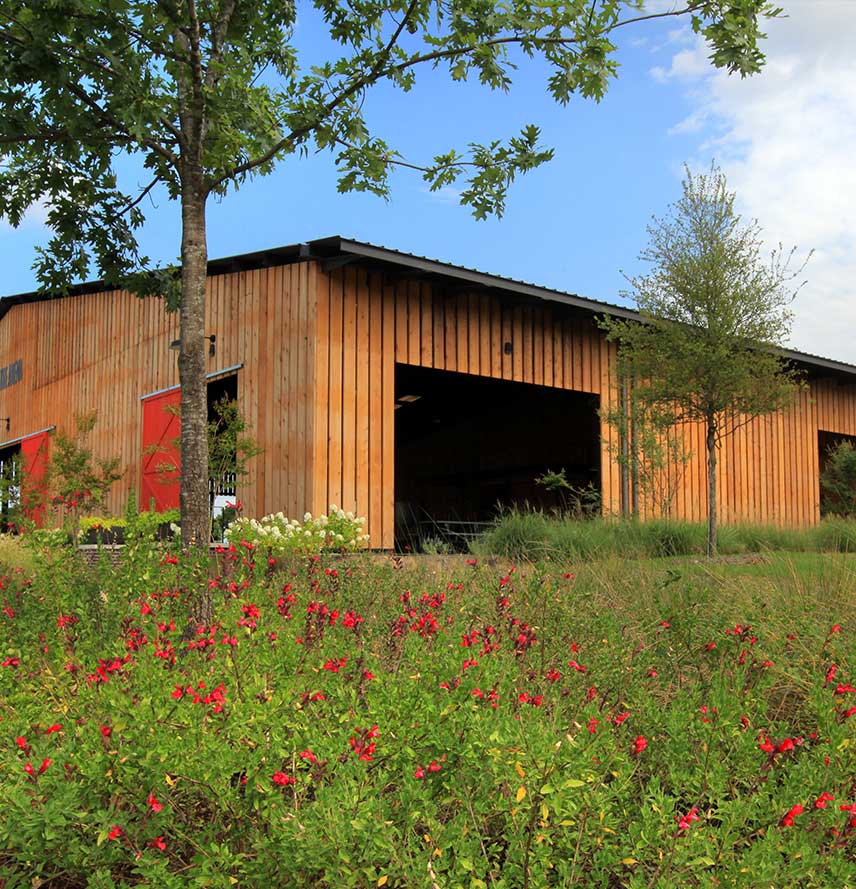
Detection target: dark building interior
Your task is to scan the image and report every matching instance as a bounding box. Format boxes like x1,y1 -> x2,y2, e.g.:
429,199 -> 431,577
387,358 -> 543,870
394,363 -> 600,550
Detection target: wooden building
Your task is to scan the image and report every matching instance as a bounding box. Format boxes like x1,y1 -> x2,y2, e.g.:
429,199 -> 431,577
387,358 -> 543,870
1,236 -> 855,549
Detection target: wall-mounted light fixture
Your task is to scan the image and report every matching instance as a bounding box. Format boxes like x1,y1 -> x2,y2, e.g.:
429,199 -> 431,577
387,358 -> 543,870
170,335 -> 217,358
503,341 -> 513,355
0,418 -> 9,432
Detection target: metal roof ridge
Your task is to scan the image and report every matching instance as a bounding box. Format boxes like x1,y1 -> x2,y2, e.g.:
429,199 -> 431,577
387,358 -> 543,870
2,234 -> 855,376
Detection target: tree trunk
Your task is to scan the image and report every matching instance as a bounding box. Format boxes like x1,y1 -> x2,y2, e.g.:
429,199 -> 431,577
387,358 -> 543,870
178,183 -> 212,622
706,415 -> 717,558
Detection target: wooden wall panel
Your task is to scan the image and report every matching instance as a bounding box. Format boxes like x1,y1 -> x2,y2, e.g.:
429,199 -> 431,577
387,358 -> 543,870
0,264 -> 316,524
4,257 -> 856,548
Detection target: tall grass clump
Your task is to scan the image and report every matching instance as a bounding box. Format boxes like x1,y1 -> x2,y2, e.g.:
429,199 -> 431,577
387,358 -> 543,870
476,509 -> 856,561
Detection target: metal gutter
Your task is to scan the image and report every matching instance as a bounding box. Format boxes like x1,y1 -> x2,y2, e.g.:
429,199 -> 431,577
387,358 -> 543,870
2,235 -> 854,379
0,425 -> 56,450
138,363 -> 244,401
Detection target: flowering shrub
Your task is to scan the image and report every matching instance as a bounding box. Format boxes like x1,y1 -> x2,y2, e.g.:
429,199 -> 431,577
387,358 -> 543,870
1,549 -> 856,885
225,505 -> 369,555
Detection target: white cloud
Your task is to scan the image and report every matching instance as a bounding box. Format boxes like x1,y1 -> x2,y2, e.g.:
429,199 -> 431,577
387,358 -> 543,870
653,0 -> 856,364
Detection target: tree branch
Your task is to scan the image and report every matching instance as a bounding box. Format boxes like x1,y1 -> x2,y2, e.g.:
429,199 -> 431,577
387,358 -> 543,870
63,80 -> 180,169
208,2 -> 700,193
204,0 -> 238,92
110,176 -> 162,219
206,0 -> 422,192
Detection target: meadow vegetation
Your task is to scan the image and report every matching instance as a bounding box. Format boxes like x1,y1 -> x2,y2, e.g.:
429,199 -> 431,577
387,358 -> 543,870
477,510 -> 856,562
1,533 -> 856,886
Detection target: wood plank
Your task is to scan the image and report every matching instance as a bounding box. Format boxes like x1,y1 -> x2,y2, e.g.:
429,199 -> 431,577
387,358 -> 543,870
522,306 -> 534,384
355,269 -> 371,524
381,279 -> 396,549
313,269 -> 330,518
327,269 -> 344,514
369,273 -> 383,546
342,266 -> 358,514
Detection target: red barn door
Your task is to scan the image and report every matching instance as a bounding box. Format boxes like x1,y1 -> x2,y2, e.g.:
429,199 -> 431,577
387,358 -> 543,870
19,430 -> 50,527
141,388 -> 181,511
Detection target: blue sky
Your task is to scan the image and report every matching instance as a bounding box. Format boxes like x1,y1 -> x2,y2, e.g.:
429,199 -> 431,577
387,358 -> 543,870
2,1 -> 853,362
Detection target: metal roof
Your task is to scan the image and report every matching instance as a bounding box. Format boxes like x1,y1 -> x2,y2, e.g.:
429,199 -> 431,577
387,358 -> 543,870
3,234 -> 855,378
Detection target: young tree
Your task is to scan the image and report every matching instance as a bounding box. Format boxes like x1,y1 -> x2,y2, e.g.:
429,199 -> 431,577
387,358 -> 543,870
602,165 -> 806,556
0,0 -> 783,564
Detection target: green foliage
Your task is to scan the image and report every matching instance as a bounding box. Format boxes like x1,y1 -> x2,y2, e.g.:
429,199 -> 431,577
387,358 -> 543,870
821,440 -> 856,518
2,546 -> 856,885
124,489 -> 139,523
0,0 -> 784,553
45,413 -> 124,533
0,534 -> 34,574
0,3 -> 784,291
476,509 -> 856,561
601,165 -> 807,554
534,468 -> 602,518
208,396 -> 264,491
79,516 -> 128,533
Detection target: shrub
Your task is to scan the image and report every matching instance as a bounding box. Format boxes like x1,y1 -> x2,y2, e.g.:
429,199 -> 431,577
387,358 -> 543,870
225,506 -> 369,556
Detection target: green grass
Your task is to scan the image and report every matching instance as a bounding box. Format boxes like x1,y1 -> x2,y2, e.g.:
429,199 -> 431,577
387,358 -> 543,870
475,509 -> 856,561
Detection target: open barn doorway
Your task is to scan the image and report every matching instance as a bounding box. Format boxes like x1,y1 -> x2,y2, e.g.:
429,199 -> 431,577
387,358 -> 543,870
394,364 -> 601,551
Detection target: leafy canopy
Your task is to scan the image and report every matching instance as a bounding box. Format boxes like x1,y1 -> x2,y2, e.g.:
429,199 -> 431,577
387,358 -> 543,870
602,164 -> 805,440
0,0 -> 783,297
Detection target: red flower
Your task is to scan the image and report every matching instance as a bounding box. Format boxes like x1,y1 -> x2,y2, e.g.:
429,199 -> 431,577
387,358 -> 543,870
15,736 -> 28,750
147,835 -> 167,851
830,624 -> 842,634
147,792 -> 164,813
781,804 -> 804,827
758,734 -> 775,753
108,825 -> 122,840
272,771 -> 296,786
676,807 -> 700,831
299,749 -> 318,764
428,759 -> 443,772
100,725 -> 112,737
44,723 -> 62,734
567,659 -> 586,673
587,717 -> 599,735
413,765 -> 425,779
39,758 -> 51,774
631,736 -> 647,755
815,792 -> 835,809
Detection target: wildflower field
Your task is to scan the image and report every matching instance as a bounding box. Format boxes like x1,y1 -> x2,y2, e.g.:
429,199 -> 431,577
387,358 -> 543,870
1,540 -> 856,887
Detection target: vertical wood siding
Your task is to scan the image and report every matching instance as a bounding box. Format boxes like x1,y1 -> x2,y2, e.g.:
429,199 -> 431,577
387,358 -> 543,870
1,258 -> 855,548
0,265 -> 317,521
